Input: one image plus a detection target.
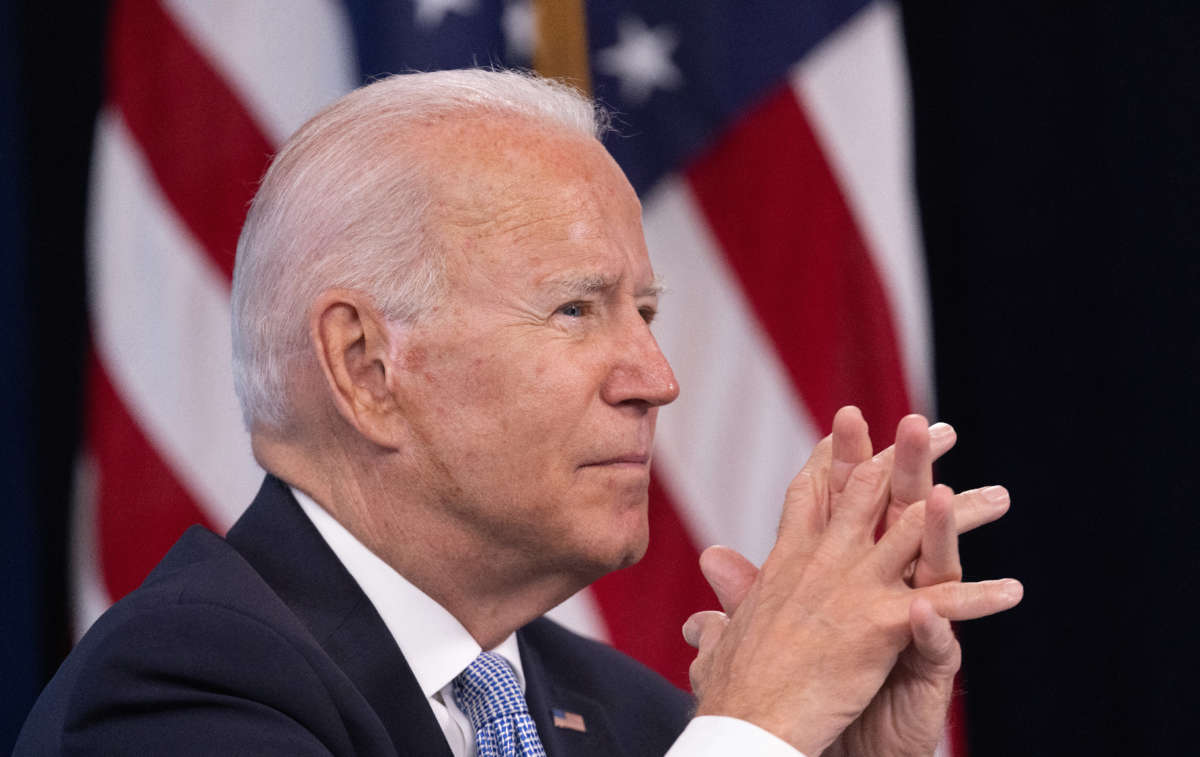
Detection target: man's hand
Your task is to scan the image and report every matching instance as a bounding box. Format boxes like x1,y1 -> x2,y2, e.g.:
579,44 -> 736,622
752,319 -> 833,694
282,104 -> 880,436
682,408 -> 1021,756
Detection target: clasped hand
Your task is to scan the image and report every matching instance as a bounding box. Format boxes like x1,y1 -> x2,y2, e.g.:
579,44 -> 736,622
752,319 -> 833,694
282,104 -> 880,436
683,407 -> 1022,757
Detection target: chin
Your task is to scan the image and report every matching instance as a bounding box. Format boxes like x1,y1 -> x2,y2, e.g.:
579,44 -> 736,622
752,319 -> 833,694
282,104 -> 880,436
556,484 -> 651,577
593,513 -> 651,575
617,526 -> 650,569
559,515 -> 649,584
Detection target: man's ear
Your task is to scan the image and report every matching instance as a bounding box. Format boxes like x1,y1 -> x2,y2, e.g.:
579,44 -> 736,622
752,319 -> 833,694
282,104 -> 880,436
310,288 -> 406,448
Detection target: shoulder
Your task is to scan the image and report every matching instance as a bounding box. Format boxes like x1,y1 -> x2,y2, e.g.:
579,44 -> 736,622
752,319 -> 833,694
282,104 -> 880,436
16,527 -> 380,755
85,524 -> 317,654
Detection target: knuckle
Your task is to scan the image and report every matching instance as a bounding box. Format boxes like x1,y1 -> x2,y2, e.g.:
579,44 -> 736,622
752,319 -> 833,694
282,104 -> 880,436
844,460 -> 892,504
900,501 -> 927,532
848,460 -> 883,488
688,657 -> 708,696
864,603 -> 909,646
785,469 -> 818,500
812,433 -> 833,458
919,564 -> 963,585
698,614 -> 729,647
759,556 -> 786,584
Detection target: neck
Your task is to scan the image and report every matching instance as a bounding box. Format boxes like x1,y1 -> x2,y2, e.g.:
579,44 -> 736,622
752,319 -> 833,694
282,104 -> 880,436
253,432 -> 589,650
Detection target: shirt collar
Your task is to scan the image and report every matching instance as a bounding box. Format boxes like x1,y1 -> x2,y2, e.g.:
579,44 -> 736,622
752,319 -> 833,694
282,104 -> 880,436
291,487 -> 525,695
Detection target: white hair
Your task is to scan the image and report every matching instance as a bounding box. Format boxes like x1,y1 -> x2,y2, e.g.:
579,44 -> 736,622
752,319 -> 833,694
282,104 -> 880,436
231,69 -> 607,433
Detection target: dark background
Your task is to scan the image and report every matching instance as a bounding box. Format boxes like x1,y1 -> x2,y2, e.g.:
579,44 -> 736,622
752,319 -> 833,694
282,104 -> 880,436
905,3 -> 1200,753
4,1 -> 1198,753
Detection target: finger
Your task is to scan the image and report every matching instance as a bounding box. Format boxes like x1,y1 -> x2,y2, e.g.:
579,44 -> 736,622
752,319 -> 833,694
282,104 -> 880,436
867,420 -> 954,533
699,546 -> 759,614
884,485 -> 1011,549
953,485 -> 1011,534
685,610 -> 729,698
908,597 -> 961,675
868,422 -> 954,484
872,421 -> 955,530
928,421 -> 957,461
829,450 -> 893,542
888,414 -> 932,521
830,406 -> 872,494
920,578 -> 1024,621
871,498 -> 927,579
913,484 -> 961,586
682,610 -> 729,649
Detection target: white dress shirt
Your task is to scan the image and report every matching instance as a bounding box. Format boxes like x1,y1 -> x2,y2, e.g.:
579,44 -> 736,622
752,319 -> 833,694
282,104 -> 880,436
292,488 -> 801,757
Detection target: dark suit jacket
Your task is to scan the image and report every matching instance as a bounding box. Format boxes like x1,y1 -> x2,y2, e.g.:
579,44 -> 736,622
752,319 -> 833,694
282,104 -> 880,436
16,476 -> 694,755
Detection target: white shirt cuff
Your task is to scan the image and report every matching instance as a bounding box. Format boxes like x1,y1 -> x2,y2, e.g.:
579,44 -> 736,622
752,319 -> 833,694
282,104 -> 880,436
665,715 -> 805,757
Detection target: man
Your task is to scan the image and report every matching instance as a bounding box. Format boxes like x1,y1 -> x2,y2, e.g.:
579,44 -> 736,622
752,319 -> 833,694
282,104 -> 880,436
17,69 -> 1020,755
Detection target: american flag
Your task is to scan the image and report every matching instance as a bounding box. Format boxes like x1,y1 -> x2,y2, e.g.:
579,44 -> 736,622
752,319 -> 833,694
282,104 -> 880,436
77,0 -> 949,752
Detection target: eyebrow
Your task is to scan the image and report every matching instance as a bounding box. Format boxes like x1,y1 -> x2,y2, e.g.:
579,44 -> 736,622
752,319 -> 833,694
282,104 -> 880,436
641,275 -> 667,298
546,273 -> 666,298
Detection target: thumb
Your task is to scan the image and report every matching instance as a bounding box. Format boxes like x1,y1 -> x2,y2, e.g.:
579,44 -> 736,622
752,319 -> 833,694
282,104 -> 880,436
908,597 -> 962,677
682,610 -> 728,649
699,545 -> 758,614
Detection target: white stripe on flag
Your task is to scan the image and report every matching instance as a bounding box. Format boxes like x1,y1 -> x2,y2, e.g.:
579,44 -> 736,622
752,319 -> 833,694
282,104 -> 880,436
545,589 -> 611,643
791,0 -> 934,414
163,0 -> 358,145
645,176 -> 822,567
89,109 -> 262,530
69,454 -> 112,638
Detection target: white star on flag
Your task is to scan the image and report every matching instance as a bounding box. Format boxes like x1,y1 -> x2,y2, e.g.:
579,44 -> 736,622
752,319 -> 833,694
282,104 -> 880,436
596,15 -> 683,105
413,0 -> 478,30
502,0 -> 534,62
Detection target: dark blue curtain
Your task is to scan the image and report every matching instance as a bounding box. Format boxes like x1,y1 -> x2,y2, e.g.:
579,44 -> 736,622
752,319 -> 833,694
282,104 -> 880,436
0,0 -> 38,747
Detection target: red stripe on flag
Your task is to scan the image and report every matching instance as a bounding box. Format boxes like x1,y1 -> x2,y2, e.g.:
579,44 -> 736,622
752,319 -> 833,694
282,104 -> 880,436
86,352 -> 216,601
949,679 -> 968,756
590,476 -> 712,691
107,0 -> 274,283
685,85 -> 911,444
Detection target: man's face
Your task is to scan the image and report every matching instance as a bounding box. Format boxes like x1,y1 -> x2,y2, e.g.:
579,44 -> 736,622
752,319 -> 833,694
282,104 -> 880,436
394,116 -> 679,583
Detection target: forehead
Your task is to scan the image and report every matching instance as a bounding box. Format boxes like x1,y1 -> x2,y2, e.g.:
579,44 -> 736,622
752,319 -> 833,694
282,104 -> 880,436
419,114 -> 653,290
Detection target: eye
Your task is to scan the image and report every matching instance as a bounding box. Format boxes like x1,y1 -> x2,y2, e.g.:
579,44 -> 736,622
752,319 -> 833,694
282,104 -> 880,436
639,306 -> 657,325
557,302 -> 591,318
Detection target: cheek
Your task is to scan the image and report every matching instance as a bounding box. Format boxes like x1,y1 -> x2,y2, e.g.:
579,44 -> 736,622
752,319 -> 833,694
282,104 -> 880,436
413,330 -> 603,464
520,350 -> 602,425
420,343 -> 546,443
403,345 -> 427,374
467,355 -> 508,406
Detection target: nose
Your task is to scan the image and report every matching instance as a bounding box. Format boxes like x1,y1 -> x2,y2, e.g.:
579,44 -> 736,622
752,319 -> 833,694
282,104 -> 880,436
600,314 -> 680,408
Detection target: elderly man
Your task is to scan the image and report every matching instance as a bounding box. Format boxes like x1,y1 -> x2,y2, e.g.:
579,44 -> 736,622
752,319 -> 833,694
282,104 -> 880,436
18,70 -> 1020,756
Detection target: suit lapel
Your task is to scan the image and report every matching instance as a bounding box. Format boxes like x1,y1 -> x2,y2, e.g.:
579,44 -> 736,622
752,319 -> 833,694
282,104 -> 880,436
226,476 -> 452,757
518,630 -> 624,757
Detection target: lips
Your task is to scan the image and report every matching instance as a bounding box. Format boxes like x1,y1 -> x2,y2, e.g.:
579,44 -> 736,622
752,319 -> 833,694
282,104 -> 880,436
580,452 -> 650,467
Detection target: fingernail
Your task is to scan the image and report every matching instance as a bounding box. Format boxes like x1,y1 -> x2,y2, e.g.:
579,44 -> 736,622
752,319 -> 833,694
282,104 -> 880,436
982,485 -> 1009,504
930,422 -> 953,438
682,618 -> 700,646
1002,579 -> 1024,602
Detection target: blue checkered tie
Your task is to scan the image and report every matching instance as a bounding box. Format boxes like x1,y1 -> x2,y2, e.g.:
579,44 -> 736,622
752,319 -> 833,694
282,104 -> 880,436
452,652 -> 547,757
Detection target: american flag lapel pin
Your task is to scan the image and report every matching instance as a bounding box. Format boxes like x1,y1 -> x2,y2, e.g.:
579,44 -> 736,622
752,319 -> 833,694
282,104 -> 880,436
551,708 -> 587,733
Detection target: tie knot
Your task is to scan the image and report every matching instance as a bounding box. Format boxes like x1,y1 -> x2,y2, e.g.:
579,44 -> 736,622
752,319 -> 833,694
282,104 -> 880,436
452,652 -> 528,731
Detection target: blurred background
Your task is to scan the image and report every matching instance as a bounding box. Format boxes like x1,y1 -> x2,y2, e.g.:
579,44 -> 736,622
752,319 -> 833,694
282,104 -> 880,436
3,1 -> 1198,754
